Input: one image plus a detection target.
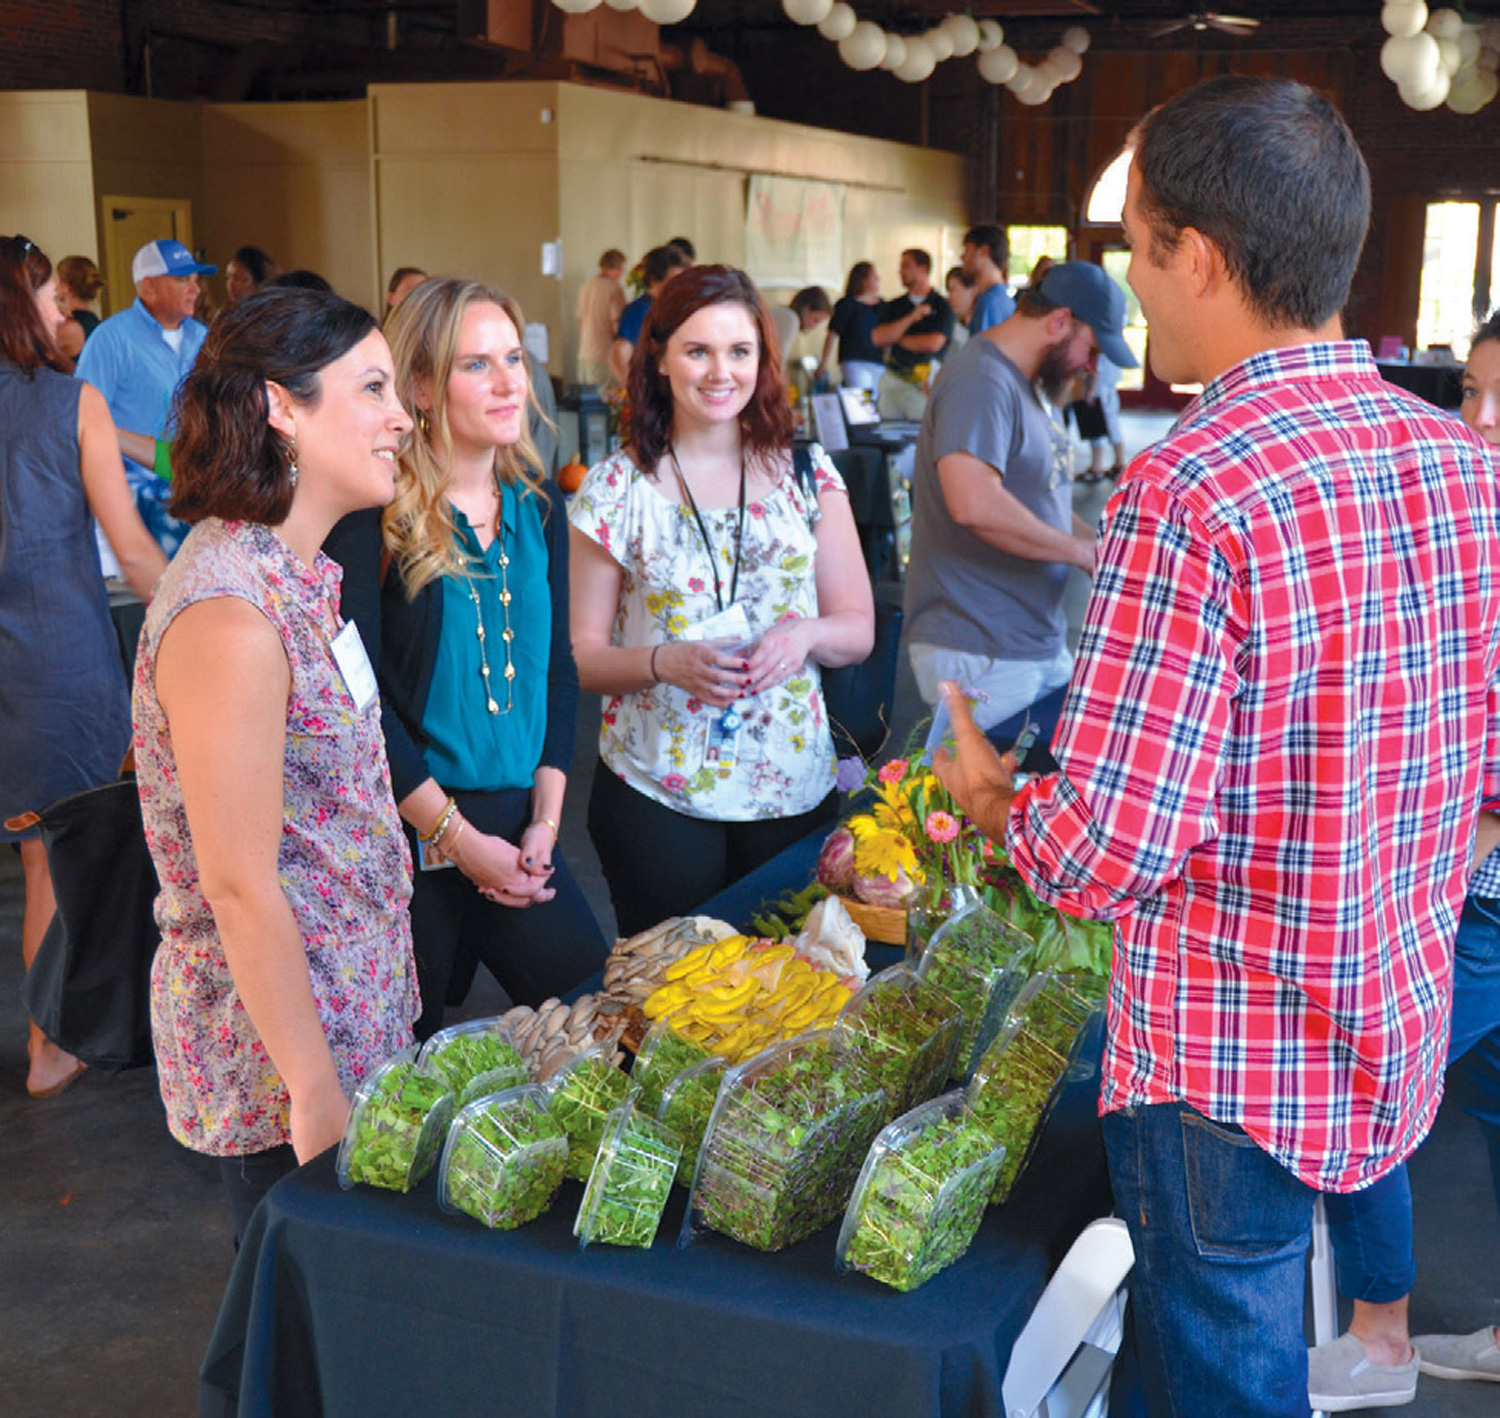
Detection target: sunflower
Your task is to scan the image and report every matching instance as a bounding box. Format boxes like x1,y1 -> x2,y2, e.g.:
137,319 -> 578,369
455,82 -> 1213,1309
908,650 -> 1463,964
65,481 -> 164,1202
848,815 -> 922,882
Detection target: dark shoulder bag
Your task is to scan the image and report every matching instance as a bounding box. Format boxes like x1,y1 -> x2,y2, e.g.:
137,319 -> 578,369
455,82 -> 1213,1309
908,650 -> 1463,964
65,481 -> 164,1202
792,446 -> 904,762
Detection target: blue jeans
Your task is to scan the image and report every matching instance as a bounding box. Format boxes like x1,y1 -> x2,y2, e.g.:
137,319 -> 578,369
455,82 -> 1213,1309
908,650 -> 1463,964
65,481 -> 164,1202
1104,1101 -> 1317,1418
1324,893 -> 1500,1300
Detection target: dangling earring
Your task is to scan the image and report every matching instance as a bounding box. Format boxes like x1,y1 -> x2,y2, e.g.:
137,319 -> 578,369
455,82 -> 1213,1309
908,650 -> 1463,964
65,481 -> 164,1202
287,440 -> 299,488
416,408 -> 432,439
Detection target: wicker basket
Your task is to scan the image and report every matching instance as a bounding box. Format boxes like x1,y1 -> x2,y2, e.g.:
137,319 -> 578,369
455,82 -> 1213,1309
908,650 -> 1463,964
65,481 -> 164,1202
834,894 -> 908,946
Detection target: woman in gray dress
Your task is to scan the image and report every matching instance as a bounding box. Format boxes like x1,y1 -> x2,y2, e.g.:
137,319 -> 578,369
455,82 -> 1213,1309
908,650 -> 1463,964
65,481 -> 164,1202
0,235 -> 164,1098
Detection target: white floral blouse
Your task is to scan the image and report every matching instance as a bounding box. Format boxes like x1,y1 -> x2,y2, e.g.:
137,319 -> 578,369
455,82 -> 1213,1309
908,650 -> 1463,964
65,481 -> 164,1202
570,447 -> 845,822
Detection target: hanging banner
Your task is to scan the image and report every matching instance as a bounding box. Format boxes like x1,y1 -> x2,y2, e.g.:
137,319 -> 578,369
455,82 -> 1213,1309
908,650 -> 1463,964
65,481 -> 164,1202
745,175 -> 845,288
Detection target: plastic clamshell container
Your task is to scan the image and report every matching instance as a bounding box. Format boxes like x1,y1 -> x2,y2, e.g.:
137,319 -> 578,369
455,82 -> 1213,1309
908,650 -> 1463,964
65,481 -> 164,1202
835,1091 -> 1006,1292
916,902 -> 1031,1081
1050,971 -> 1108,1081
574,1101 -> 683,1250
964,987 -> 1074,1206
630,1019 -> 715,1116
656,1054 -> 730,1185
336,1047 -> 455,1193
539,1044 -> 633,1182
1018,971 -> 1106,1083
684,1030 -> 888,1252
417,1017 -> 530,1108
833,963 -> 963,1120
436,1084 -> 567,1229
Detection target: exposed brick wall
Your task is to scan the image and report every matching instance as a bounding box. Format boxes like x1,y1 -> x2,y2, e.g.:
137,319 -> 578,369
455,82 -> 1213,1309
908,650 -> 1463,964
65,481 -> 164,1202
0,0 -> 124,92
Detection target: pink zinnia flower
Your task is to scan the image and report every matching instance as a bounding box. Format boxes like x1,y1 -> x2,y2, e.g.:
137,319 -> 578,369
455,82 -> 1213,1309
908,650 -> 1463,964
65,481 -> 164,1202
662,773 -> 687,793
877,758 -> 909,785
925,811 -> 959,844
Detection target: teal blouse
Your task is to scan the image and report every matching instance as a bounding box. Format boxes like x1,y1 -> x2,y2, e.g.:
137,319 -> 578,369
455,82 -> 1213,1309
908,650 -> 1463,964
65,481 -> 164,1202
421,483 -> 551,791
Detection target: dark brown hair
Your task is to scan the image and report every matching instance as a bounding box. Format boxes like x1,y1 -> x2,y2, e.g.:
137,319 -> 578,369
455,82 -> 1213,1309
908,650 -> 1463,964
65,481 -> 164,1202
626,264 -> 793,472
57,254 -> 104,301
0,235 -> 65,375
170,287 -> 378,525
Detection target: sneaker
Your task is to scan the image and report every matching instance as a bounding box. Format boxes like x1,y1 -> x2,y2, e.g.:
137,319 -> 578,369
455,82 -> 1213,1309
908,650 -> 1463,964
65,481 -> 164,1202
1307,1333 -> 1419,1411
1413,1327 -> 1500,1382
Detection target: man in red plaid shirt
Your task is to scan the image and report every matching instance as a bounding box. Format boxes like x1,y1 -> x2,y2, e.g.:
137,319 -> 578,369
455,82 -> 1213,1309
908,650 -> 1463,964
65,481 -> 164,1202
937,76 -> 1500,1417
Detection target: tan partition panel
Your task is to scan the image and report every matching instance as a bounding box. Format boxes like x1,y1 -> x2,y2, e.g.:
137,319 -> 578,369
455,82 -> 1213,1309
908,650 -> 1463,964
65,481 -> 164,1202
0,91 -> 98,272
199,102 -> 373,312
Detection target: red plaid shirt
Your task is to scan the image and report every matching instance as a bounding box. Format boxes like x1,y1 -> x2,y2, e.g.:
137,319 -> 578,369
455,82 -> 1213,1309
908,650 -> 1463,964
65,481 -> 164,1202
1008,341 -> 1500,1191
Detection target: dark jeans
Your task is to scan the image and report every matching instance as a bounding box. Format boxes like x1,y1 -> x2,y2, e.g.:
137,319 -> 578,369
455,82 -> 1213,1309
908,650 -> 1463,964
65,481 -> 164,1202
1324,891 -> 1500,1299
409,786 -> 608,1041
589,768 -> 838,937
218,1145 -> 297,1249
1104,1101 -> 1316,1418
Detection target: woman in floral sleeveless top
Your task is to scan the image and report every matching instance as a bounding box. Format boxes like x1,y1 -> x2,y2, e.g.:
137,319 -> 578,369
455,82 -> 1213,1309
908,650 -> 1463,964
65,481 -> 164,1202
569,265 -> 875,934
132,288 -> 417,1239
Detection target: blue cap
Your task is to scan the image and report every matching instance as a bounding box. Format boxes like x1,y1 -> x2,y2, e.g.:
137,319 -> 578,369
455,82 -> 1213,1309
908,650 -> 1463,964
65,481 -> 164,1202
132,239 -> 217,283
1037,261 -> 1137,369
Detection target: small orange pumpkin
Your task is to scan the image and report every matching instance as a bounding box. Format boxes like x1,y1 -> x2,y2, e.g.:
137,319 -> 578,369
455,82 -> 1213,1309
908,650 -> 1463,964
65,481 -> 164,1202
558,457 -> 588,494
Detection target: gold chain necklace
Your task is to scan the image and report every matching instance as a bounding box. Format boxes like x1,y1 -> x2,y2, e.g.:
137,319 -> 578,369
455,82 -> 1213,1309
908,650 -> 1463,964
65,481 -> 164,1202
461,487 -> 514,716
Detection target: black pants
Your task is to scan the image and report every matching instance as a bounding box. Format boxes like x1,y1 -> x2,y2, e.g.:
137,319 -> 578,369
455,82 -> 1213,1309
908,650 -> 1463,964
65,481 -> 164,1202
589,768 -> 838,937
409,786 -> 608,1041
218,1144 -> 297,1249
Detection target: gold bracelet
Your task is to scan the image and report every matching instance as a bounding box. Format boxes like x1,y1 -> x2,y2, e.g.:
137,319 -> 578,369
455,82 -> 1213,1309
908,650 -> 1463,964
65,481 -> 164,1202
440,816 -> 466,859
420,796 -> 457,845
534,815 -> 560,836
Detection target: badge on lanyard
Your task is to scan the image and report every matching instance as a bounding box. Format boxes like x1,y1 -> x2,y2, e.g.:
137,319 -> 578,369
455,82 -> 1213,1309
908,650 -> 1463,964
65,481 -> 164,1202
329,620 -> 378,712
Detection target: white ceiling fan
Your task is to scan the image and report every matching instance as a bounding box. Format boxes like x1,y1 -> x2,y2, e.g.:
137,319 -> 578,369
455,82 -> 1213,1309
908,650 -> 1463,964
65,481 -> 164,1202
1150,9 -> 1262,38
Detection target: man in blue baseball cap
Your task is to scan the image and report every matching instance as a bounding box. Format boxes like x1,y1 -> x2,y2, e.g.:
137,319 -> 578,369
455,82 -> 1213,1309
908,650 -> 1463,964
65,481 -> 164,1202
903,256 -> 1137,756
77,240 -> 218,558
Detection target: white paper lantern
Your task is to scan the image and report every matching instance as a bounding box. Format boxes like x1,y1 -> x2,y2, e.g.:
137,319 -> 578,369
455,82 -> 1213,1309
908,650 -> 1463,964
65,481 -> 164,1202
894,37 -> 936,82
603,0 -> 637,10
925,27 -> 955,61
976,19 -> 1004,51
1427,6 -> 1464,39
879,34 -> 907,70
1446,65 -> 1489,110
944,15 -> 981,56
1400,68 -> 1451,107
839,20 -> 887,69
1016,80 -> 1053,106
1436,36 -> 1464,74
977,44 -> 1019,85
1381,0 -> 1428,37
1061,25 -> 1091,54
1456,25 -> 1483,66
552,0 -> 604,11
1381,31 -> 1441,83
1006,64 -> 1039,96
1048,45 -> 1084,82
817,2 -> 856,41
638,0 -> 694,20
782,0 -> 833,24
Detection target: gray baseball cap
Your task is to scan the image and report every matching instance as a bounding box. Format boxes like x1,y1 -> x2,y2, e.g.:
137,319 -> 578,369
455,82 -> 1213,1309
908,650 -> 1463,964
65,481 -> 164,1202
1037,261 -> 1137,368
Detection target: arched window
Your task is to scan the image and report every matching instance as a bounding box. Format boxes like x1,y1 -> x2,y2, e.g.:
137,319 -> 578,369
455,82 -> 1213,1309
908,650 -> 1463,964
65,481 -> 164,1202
1084,149 -> 1131,226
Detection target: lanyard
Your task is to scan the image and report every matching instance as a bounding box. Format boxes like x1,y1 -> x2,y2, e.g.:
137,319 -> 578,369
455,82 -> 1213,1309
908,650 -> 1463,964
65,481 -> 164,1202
669,444 -> 747,616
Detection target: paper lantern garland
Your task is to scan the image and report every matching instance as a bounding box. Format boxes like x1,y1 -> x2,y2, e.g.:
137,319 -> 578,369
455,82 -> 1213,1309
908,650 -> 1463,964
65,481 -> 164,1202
1380,2 -> 1500,112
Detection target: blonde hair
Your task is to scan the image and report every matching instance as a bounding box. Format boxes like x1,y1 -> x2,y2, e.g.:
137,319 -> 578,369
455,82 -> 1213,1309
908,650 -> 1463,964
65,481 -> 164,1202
381,277 -> 550,597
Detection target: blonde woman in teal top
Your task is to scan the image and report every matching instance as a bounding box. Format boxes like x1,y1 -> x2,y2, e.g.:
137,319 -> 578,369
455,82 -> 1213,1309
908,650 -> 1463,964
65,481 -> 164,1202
328,278 -> 605,1039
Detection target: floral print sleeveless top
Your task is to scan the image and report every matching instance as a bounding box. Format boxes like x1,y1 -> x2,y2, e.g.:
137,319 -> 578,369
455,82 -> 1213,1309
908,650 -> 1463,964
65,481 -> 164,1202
134,519 -> 417,1157
569,448 -> 843,822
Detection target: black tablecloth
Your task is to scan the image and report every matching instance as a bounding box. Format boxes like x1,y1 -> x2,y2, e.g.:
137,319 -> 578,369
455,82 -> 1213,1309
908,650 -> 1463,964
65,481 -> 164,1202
200,834 -> 1112,1418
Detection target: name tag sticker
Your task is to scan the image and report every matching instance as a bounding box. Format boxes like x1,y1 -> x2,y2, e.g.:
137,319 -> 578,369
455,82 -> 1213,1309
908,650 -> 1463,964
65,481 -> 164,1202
330,621 -> 378,712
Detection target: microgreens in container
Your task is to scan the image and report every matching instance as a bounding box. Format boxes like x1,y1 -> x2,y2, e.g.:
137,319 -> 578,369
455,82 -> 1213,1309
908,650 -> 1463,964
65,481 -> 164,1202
685,1031 -> 887,1252
836,1092 -> 1006,1292
541,1046 -> 633,1181
630,1020 -> 715,1117
336,1048 -> 455,1193
437,1085 -> 567,1230
575,1101 -> 682,1250
657,1055 -> 729,1185
916,902 -> 1031,1081
417,1018 -> 530,1108
833,963 -> 963,1119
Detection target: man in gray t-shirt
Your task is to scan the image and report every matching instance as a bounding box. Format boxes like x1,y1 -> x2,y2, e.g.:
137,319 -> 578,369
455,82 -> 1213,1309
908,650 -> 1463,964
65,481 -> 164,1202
903,261 -> 1138,738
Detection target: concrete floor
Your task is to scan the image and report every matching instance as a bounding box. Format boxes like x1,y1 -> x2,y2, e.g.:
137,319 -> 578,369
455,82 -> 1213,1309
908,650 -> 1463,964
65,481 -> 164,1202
4,413 -> 1497,1416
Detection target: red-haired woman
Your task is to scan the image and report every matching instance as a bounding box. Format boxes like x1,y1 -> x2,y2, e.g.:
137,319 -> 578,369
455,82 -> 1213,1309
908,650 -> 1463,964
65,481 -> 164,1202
569,264 -> 874,933
0,234 -> 165,1098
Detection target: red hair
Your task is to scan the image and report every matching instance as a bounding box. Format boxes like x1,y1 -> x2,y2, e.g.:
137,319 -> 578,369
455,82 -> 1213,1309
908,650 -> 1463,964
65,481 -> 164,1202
627,264 -> 793,471
0,235 -> 64,375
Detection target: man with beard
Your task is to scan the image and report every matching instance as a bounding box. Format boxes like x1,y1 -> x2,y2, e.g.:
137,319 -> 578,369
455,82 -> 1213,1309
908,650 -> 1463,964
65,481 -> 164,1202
903,261 -> 1136,746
